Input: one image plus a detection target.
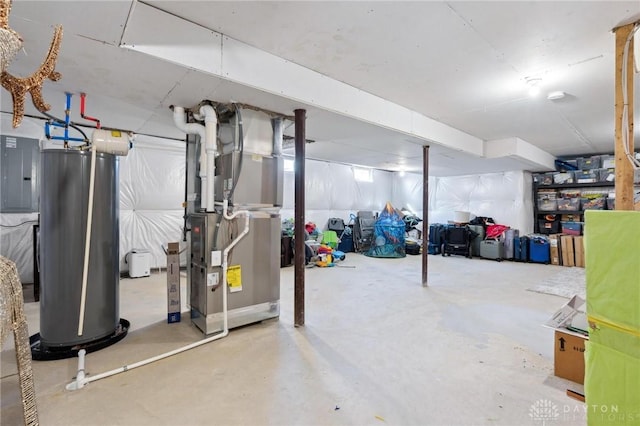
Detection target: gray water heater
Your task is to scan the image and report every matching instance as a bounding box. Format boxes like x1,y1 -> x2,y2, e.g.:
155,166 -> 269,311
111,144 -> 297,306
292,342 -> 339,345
39,149 -> 119,347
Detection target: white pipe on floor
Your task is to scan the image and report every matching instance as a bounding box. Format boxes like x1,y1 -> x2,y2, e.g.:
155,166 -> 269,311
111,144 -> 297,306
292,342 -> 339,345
78,145 -> 97,336
66,199 -> 251,390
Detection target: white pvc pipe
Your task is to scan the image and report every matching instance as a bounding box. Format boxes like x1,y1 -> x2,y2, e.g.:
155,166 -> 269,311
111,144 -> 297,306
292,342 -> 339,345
65,349 -> 86,390
172,106 -> 208,208
221,200 -> 250,328
67,199 -> 251,390
200,104 -> 218,212
78,145 -> 97,336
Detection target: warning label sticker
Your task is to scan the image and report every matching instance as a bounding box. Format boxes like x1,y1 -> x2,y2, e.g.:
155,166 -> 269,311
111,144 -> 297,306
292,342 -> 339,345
227,265 -> 242,293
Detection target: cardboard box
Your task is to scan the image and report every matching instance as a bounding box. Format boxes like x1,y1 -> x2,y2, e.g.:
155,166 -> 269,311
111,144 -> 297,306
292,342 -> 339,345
545,295 -> 589,384
167,242 -> 181,323
560,235 -> 575,267
554,330 -> 587,384
573,236 -> 584,268
548,234 -> 562,265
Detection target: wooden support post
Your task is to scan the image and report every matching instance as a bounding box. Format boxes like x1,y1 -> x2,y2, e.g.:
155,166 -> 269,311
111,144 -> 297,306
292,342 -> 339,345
614,23 -> 636,210
422,145 -> 429,287
294,109 -> 306,327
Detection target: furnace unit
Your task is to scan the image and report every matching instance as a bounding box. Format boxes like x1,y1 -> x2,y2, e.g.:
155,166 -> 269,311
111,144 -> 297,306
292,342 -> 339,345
180,104 -> 284,335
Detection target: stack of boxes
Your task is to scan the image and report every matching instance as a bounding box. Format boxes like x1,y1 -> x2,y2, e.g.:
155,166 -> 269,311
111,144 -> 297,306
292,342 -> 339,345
166,242 -> 181,323
548,234 -> 584,268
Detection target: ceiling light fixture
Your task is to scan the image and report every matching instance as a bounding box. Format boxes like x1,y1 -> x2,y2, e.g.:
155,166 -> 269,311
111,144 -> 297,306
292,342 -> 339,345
547,91 -> 566,100
525,77 -> 542,97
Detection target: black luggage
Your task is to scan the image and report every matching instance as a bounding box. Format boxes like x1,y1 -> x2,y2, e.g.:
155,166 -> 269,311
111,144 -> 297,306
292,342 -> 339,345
354,211 -> 376,253
405,240 -> 421,255
441,225 -> 472,258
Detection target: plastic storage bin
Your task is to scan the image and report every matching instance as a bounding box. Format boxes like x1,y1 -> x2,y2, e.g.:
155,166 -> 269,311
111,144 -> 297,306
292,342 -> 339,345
577,156 -> 601,170
553,172 -> 574,184
606,198 -> 615,210
598,168 -> 615,182
534,173 -> 554,185
561,221 -> 582,235
574,170 -> 598,183
581,197 -> 606,210
557,198 -> 581,211
538,198 -> 558,211
600,155 -> 615,169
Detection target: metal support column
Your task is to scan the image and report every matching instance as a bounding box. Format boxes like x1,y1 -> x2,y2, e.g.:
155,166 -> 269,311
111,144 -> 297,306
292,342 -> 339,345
294,109 -> 306,326
422,145 -> 429,287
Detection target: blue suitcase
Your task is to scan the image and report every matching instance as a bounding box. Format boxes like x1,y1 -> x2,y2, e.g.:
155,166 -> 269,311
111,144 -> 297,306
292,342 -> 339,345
428,224 -> 446,255
514,236 -> 530,262
529,236 -> 550,264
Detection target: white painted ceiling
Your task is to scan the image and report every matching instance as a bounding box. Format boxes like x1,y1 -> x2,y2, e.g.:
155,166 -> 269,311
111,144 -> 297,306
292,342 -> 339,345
2,1 -> 639,176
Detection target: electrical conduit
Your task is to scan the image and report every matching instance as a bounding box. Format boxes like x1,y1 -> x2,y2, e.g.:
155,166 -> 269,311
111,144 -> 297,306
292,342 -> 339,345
66,197 -> 250,390
171,106 -> 208,208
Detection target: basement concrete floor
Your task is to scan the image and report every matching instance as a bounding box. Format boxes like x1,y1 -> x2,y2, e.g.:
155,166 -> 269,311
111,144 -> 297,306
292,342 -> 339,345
1,254 -> 587,425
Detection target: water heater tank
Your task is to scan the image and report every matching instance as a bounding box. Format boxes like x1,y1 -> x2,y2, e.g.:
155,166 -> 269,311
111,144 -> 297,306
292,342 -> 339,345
39,149 -> 120,347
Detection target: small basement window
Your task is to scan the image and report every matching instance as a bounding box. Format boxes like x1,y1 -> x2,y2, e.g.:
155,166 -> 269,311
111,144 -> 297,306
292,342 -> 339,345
284,159 -> 295,172
353,167 -> 373,182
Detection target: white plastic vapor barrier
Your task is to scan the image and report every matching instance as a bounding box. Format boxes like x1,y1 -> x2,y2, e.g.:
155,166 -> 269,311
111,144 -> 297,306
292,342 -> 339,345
390,170 -> 534,234
119,135 -> 186,271
281,158 -> 395,229
0,213 -> 39,283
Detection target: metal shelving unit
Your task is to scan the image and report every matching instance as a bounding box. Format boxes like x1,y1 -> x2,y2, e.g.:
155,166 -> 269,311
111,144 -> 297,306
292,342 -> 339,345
533,180 -> 615,233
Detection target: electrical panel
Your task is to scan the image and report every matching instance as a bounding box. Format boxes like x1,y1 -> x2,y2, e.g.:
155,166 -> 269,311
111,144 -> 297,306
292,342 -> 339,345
1,135 -> 40,213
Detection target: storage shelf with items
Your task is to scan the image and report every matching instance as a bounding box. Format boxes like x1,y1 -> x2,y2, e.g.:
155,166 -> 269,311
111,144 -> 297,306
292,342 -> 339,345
533,153 -> 617,235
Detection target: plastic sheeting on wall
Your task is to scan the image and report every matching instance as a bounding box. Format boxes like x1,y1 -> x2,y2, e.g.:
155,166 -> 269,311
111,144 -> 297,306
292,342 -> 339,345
390,170 -> 534,234
0,213 -> 38,283
281,159 -> 533,235
281,158 -> 394,230
119,135 -> 186,270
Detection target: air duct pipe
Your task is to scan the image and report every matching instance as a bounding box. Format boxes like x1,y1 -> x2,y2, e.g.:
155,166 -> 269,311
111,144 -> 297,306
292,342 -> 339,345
272,117 -> 283,156
199,104 -> 218,212
172,106 -> 207,209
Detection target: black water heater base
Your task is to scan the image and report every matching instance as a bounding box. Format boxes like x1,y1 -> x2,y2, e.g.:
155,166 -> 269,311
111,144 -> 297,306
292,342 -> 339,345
30,318 -> 129,361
